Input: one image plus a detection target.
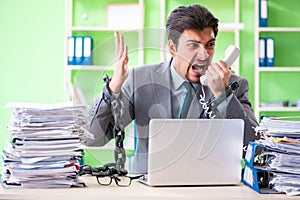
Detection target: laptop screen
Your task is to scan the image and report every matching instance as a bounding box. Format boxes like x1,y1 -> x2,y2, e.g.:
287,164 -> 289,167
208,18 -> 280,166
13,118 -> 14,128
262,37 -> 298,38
144,119 -> 244,186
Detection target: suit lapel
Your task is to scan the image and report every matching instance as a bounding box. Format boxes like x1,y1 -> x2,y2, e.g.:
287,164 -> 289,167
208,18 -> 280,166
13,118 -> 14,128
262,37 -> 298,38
149,61 -> 173,118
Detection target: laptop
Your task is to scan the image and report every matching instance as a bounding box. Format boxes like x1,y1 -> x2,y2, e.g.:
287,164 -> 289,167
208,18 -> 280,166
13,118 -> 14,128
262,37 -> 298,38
141,118 -> 244,186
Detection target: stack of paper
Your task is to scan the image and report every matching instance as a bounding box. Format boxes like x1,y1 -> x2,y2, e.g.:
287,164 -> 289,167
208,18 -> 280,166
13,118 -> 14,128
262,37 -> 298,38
245,116 -> 300,196
1,102 -> 87,188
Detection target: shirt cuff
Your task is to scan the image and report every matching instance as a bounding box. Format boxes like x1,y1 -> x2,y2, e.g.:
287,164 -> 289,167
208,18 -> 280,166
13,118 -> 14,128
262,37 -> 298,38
112,92 -> 120,99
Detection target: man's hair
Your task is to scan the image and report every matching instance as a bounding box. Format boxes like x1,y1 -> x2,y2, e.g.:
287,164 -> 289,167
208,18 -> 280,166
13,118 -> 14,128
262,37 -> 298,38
166,4 -> 219,45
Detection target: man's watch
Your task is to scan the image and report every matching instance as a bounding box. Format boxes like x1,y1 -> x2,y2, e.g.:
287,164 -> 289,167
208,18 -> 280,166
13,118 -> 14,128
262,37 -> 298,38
225,81 -> 239,97
209,81 -> 239,109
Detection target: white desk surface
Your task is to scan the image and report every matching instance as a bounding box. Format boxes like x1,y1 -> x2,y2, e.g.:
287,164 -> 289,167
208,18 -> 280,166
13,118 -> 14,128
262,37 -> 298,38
0,176 -> 299,200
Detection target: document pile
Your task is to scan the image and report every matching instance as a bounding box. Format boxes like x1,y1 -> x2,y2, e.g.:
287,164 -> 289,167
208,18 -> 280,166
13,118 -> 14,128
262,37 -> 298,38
243,116 -> 300,196
1,102 -> 87,188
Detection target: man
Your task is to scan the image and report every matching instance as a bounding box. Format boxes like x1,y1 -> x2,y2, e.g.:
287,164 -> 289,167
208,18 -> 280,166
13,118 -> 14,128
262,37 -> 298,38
87,4 -> 259,173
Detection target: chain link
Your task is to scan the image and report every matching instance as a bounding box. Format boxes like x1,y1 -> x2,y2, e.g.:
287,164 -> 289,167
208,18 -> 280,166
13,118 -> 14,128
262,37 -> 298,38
79,75 -> 128,177
79,163 -> 127,177
108,75 -> 127,170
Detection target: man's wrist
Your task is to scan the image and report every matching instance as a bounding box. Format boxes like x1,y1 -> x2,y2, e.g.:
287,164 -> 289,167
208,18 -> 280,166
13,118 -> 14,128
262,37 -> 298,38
108,79 -> 122,94
102,75 -> 122,104
209,81 -> 239,111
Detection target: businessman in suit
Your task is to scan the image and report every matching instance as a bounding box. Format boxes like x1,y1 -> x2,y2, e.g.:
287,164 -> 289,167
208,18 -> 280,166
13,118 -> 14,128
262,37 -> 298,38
86,4 -> 259,173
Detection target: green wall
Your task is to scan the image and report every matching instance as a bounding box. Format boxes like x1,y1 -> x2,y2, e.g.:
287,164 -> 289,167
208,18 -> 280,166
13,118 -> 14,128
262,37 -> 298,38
1,0 -> 300,167
240,0 -> 255,102
0,0 -> 65,151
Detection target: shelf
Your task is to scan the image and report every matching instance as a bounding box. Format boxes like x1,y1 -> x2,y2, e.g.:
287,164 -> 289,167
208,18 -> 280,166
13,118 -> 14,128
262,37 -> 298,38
67,26 -> 143,32
259,107 -> 300,112
68,23 -> 244,32
66,65 -> 114,70
258,27 -> 300,32
218,23 -> 244,31
258,67 -> 300,72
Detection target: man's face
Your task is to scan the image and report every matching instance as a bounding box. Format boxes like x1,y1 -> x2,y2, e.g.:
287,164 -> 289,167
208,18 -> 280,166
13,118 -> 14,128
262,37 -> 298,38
169,28 -> 215,84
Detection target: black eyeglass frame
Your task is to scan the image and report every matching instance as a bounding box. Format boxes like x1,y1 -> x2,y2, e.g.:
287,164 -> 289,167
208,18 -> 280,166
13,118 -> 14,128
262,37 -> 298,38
96,174 -> 144,187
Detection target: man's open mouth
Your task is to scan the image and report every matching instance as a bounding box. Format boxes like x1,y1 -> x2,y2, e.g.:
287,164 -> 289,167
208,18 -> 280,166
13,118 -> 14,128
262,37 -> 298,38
192,63 -> 206,73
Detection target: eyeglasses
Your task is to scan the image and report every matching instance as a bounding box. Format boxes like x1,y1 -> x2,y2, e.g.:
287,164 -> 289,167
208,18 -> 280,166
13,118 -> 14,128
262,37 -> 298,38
96,175 -> 144,187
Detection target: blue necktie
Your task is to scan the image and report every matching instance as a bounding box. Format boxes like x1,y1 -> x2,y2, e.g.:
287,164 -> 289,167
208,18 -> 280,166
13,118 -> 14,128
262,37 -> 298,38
180,82 -> 194,118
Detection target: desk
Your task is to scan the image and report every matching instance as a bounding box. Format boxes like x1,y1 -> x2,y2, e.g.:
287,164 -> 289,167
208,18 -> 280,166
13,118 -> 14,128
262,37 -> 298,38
0,176 -> 299,200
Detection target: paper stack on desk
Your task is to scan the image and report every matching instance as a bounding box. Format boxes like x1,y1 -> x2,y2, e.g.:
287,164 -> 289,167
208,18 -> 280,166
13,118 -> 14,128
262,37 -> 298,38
1,102 -> 87,188
242,116 -> 300,196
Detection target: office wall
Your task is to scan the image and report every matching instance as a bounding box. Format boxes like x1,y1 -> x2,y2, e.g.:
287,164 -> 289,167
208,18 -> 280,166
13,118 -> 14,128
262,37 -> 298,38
0,0 -> 65,150
1,0 -> 299,164
0,0 -> 256,160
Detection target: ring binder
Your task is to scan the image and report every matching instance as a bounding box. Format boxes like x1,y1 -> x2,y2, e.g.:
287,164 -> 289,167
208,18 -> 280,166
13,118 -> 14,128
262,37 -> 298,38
67,36 -> 75,65
266,37 -> 274,67
259,0 -> 268,27
242,142 -> 279,194
82,36 -> 92,65
75,36 -> 83,65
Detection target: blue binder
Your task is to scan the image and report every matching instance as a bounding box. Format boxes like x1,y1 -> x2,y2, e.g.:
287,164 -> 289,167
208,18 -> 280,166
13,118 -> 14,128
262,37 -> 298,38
242,142 -> 279,194
259,38 -> 266,67
82,36 -> 93,65
266,37 -> 274,67
243,165 -> 278,194
67,36 -> 75,65
259,0 -> 268,27
244,141 -> 266,167
74,36 -> 83,65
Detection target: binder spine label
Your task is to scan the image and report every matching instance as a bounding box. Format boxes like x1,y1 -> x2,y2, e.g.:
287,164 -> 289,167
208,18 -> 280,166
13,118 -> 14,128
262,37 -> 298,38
259,38 -> 266,67
245,142 -> 253,164
266,38 -> 274,67
243,165 -> 254,187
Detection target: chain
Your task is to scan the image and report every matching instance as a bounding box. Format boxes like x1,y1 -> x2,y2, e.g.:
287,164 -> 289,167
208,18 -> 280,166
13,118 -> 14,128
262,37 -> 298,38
104,75 -> 127,170
79,163 -> 127,177
78,75 -> 127,177
111,97 -> 126,169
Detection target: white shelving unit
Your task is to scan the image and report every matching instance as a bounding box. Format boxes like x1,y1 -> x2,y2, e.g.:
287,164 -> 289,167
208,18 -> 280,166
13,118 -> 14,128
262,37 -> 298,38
253,0 -> 300,119
64,0 -> 144,104
64,0 -> 243,105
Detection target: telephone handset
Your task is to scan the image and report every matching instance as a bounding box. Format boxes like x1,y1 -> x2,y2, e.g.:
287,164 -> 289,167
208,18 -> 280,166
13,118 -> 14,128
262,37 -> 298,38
200,45 -> 240,86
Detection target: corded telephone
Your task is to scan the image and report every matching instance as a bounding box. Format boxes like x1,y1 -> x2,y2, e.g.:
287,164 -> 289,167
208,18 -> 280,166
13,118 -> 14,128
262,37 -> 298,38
200,45 -> 240,86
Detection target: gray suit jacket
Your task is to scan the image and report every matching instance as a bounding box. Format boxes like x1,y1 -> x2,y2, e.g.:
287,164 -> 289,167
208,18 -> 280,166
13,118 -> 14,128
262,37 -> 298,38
87,59 -> 259,173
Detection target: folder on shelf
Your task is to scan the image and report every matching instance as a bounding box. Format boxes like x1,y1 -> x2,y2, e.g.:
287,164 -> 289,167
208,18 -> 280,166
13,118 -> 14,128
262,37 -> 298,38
266,37 -> 274,67
67,36 -> 75,65
259,38 -> 266,67
82,36 -> 92,65
74,36 -> 83,65
259,0 -> 268,27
